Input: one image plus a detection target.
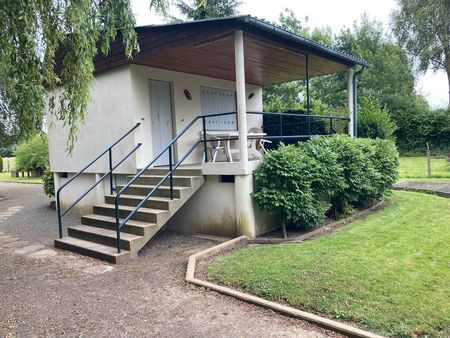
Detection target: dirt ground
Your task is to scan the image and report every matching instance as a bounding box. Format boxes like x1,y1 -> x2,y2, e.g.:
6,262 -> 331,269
0,182 -> 338,337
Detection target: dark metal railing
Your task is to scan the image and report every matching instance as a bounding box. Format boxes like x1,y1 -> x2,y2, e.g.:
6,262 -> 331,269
113,111 -> 349,253
56,122 -> 141,238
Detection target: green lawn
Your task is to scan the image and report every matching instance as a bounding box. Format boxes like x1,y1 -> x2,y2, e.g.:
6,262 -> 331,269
0,171 -> 42,184
398,157 -> 450,181
1,157 -> 42,184
208,191 -> 450,337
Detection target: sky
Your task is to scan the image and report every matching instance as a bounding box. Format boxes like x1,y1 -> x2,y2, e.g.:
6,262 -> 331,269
131,0 -> 448,108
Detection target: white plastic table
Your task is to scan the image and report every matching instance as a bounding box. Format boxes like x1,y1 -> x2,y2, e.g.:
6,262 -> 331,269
205,130 -> 266,162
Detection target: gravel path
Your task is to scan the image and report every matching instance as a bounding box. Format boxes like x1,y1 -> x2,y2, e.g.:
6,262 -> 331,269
0,182 -> 337,337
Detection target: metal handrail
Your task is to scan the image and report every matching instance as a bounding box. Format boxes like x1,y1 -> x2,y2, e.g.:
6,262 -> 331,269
247,111 -> 350,120
56,122 -> 141,238
113,111 -> 350,253
114,116 -> 205,252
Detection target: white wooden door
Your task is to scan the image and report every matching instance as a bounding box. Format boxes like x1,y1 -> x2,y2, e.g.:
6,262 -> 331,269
149,80 -> 173,166
200,87 -> 237,130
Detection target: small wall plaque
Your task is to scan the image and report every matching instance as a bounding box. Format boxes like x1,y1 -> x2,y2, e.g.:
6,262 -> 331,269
184,89 -> 192,100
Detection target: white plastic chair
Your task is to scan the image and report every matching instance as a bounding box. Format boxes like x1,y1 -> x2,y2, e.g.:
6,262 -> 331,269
200,132 -> 227,163
248,127 -> 272,156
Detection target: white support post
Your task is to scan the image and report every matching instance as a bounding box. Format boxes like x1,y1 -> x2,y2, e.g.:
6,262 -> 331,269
347,67 -> 354,137
95,173 -> 106,203
234,30 -> 248,169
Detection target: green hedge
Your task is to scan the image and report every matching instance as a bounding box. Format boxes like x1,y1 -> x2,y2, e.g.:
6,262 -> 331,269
395,108 -> 450,155
252,135 -> 399,228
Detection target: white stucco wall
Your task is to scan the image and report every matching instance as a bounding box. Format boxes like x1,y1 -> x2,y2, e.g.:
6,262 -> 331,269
129,64 -> 263,167
48,65 -> 138,175
48,64 -> 263,173
48,63 -> 264,214
167,175 -> 278,237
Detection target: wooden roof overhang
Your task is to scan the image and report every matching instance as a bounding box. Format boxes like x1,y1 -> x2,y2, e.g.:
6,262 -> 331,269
57,16 -> 368,86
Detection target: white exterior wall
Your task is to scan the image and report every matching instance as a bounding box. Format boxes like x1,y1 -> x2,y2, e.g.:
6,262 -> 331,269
48,64 -> 263,173
129,64 -> 263,167
167,175 -> 277,237
48,64 -> 263,216
48,65 -> 138,175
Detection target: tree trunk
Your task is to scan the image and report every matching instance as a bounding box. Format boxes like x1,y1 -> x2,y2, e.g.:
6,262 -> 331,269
281,221 -> 287,239
445,55 -> 450,109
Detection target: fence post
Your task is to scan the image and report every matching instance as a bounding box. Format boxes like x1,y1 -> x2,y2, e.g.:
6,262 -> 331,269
426,143 -> 432,178
279,114 -> 283,139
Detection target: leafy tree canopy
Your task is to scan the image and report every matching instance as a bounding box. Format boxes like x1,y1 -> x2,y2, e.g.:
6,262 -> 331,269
335,14 -> 422,115
173,0 -> 240,21
15,134 -> 49,171
357,95 -> 397,140
264,11 -> 427,119
392,0 -> 450,106
263,9 -> 334,113
0,0 -> 168,151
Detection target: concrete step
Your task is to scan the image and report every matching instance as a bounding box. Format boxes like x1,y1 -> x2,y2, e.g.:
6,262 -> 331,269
93,203 -> 169,223
115,184 -> 191,198
104,194 -> 175,210
68,224 -> 143,251
81,214 -> 158,236
126,175 -> 200,187
143,167 -> 202,176
54,237 -> 134,264
54,164 -> 205,264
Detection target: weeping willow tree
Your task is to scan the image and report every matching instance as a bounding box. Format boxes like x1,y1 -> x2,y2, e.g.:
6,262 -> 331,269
0,0 -> 169,151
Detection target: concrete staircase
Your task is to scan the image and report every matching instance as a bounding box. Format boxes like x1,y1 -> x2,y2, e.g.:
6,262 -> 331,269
55,167 -> 204,263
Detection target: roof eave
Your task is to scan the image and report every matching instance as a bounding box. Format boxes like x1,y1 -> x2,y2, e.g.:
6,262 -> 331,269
239,16 -> 370,68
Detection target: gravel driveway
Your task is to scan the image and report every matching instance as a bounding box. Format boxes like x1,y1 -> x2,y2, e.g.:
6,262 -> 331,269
0,182 -> 336,337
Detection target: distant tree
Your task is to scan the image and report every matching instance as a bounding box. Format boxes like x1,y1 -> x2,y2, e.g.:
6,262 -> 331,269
0,147 -> 15,158
263,82 -> 305,112
392,0 -> 450,107
357,96 -> 397,140
0,0 -> 168,151
174,0 -> 240,21
15,134 -> 49,172
334,15 -> 422,115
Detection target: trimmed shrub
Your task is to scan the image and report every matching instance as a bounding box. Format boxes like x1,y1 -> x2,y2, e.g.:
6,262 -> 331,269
15,134 -> 49,171
328,136 -> 377,210
370,138 -> 399,198
252,145 -> 330,228
42,169 -> 55,198
297,136 -> 346,199
253,135 -> 399,228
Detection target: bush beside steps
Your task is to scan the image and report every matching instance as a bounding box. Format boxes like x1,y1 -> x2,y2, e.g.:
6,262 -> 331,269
252,135 -> 399,229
